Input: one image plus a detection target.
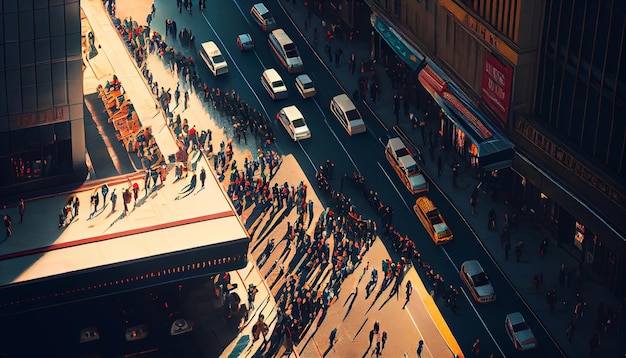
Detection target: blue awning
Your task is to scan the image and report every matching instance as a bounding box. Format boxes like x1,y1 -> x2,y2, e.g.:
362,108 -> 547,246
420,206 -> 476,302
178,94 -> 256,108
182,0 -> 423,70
371,14 -> 426,72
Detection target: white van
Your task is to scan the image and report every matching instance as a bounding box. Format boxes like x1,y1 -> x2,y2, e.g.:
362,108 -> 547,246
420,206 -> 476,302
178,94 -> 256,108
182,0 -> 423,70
329,94 -> 366,135
268,29 -> 303,73
199,41 -> 228,76
261,68 -> 288,100
277,105 -> 311,141
250,3 -> 277,32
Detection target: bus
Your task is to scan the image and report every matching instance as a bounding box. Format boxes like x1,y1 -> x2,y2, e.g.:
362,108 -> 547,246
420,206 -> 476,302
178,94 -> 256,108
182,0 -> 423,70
413,196 -> 453,245
268,29 -> 303,73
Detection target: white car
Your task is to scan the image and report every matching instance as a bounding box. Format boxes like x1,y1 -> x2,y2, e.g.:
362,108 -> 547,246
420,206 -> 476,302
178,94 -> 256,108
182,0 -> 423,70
460,260 -> 495,303
295,74 -> 316,99
277,105 -> 311,141
505,312 -> 537,351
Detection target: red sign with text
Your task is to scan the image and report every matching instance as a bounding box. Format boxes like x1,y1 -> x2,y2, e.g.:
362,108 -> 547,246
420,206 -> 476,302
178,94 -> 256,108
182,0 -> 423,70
481,54 -> 513,126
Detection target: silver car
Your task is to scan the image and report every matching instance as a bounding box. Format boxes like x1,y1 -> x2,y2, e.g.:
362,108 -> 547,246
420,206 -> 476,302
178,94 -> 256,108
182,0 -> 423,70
460,260 -> 496,303
505,312 -> 537,350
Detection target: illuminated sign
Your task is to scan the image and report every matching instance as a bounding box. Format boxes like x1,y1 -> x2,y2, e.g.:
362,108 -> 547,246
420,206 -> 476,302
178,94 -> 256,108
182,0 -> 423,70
482,54 -> 513,126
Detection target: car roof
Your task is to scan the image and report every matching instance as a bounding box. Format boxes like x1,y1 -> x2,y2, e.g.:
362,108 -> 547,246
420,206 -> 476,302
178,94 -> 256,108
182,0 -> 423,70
462,260 -> 485,276
506,312 -> 525,325
263,68 -> 282,82
332,94 -> 356,110
296,74 -> 313,84
281,105 -> 303,121
388,137 -> 407,152
252,3 -> 269,13
239,33 -> 252,42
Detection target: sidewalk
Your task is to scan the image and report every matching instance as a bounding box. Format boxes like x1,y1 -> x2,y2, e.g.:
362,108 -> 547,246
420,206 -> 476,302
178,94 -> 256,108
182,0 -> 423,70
80,0 -> 463,357
277,1 -> 624,357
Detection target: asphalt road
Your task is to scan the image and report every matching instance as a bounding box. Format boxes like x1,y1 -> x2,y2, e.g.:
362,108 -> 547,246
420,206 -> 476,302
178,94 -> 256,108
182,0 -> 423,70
143,0 -> 564,357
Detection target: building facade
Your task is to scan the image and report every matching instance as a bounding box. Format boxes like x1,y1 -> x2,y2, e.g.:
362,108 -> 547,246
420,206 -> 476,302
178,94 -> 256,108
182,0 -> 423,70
358,0 -> 626,296
0,0 -> 86,196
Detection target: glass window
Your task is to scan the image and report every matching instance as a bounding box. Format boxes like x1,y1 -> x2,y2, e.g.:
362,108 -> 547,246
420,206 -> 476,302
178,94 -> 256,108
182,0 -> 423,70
27,126 -> 41,150
6,88 -> 22,114
19,0 -> 34,11
67,80 -> 82,104
22,86 -> 37,112
35,38 -> 51,63
54,121 -> 71,141
36,63 -> 51,84
37,83 -> 53,108
0,89 -> 7,116
52,62 -> 66,84
5,42 -> 20,70
65,2 -> 80,34
34,9 -> 50,39
3,14 -> 19,43
19,40 -> 36,66
65,32 -> 81,57
5,68 -> 21,90
50,35 -> 66,61
21,66 -> 36,87
53,80 -> 67,105
49,5 -> 65,37
19,10 -> 35,41
40,123 -> 54,144
67,59 -> 82,79
3,0 -> 18,14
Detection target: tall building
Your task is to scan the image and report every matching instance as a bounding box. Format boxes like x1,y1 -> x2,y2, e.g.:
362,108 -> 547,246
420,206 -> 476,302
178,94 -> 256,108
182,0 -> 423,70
357,0 -> 626,295
0,0 -> 86,197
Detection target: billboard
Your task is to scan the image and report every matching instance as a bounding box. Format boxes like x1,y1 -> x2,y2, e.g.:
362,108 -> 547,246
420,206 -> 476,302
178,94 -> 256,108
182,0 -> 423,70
481,53 -> 513,126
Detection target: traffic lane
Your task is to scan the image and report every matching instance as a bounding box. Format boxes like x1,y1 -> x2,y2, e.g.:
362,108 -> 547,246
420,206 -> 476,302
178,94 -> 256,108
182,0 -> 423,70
356,160 -> 561,357
152,3 -> 544,356
422,187 -> 562,357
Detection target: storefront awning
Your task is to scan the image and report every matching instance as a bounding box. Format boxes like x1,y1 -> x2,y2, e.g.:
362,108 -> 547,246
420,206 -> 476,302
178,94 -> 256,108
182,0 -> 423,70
418,64 -> 514,170
371,14 -> 426,72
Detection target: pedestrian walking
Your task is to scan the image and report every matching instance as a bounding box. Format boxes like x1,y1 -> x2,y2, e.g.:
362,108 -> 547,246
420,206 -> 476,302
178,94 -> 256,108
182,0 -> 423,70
393,95 -> 400,125
471,338 -> 480,356
110,189 -> 117,213
349,53 -> 356,74
368,329 -> 375,348
3,214 -> 12,238
18,199 -> 25,224
329,327 -> 337,346
184,90 -> 189,110
373,320 -> 380,334
381,331 -> 387,350
200,168 -> 206,188
452,164 -> 459,187
101,183 -> 109,207
437,155 -> 443,177
417,340 -> 424,357
247,283 -> 258,310
404,280 -> 413,307
73,197 -> 80,217
174,84 -> 180,106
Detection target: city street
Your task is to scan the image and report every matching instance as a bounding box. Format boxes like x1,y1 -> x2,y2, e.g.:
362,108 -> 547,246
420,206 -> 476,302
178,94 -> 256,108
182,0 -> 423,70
0,0 -> 621,358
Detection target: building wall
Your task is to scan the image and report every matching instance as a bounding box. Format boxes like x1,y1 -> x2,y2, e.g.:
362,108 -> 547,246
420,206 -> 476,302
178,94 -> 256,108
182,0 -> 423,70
535,0 -> 626,182
0,0 -> 85,192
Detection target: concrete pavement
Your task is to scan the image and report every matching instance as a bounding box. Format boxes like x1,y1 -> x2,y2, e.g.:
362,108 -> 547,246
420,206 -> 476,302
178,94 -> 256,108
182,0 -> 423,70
276,1 -> 624,357
78,0 -> 464,357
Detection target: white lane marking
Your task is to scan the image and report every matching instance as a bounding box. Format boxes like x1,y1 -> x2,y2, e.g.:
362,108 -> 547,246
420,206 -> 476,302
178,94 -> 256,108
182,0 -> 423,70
376,161 -> 411,212
201,13 -> 270,121
441,247 -> 506,358
202,12 -> 360,175
405,307 -> 435,358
